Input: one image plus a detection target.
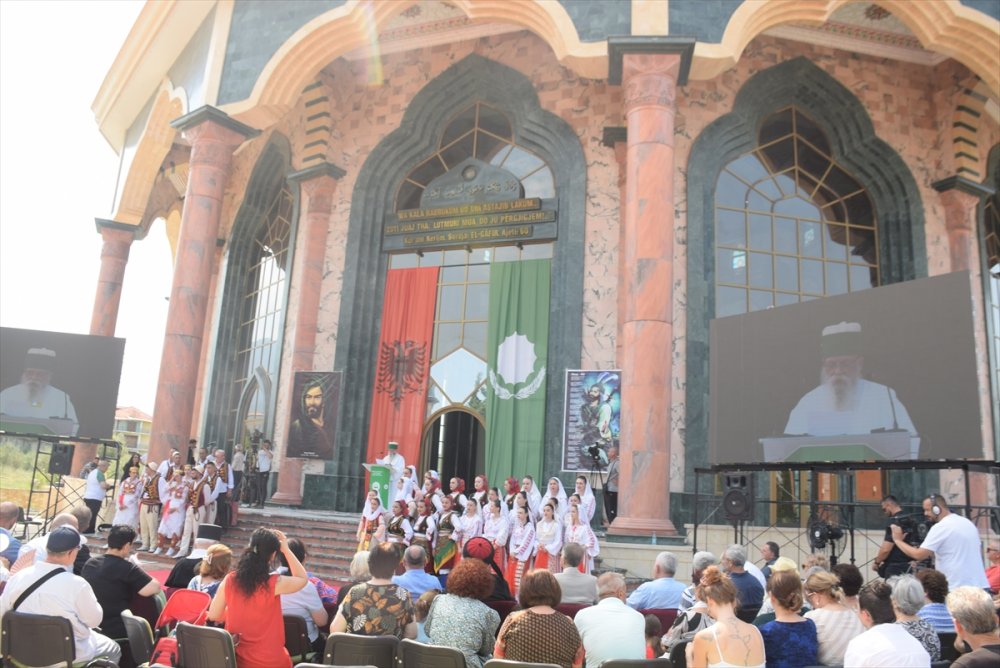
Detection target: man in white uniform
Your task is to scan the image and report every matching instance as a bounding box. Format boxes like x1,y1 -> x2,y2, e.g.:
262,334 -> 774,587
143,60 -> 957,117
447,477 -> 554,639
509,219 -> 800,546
0,347 -> 78,436
784,321 -> 918,457
376,441 -> 406,498
890,493 -> 989,590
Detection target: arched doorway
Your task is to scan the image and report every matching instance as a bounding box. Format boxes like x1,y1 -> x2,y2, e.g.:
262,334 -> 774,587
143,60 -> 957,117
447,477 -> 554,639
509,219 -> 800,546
421,408 -> 485,489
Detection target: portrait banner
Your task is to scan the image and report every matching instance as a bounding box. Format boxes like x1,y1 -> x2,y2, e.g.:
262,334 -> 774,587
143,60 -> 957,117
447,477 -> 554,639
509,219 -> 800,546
562,370 -> 621,472
286,371 -> 341,459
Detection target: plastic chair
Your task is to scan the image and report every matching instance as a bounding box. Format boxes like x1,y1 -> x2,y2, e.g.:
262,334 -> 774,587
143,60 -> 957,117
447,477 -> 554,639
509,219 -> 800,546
638,608 -> 678,633
294,664 -> 376,668
1,610 -> 118,667
668,639 -> 689,668
484,659 -> 561,668
399,638 -> 466,668
323,632 -> 399,668
485,599 -> 518,625
937,631 -> 960,661
283,614 -> 317,664
555,602 -> 590,619
154,589 -> 211,638
121,609 -> 155,666
599,659 -> 672,667
175,621 -> 237,667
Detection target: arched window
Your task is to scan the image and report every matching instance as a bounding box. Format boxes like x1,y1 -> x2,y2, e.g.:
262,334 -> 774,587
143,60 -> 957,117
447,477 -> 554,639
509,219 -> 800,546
715,108 -> 879,316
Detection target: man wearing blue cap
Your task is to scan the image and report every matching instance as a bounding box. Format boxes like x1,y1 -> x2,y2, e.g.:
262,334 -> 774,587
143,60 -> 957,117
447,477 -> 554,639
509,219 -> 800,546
0,526 -> 121,665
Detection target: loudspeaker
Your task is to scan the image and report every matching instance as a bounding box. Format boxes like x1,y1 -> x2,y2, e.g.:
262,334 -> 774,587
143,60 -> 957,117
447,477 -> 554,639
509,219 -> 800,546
48,442 -> 75,475
723,472 -> 753,522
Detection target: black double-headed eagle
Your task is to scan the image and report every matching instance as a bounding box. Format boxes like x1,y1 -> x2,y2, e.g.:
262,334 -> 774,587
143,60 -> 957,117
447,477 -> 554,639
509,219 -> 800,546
376,339 -> 427,408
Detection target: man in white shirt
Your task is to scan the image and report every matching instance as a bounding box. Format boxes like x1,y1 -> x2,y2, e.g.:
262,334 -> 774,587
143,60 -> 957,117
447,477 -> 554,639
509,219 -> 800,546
843,580 -> 929,668
0,347 -> 79,436
890,493 -> 990,590
575,572 -> 646,667
0,526 -> 121,665
82,460 -> 110,534
158,450 -> 183,481
256,440 -> 273,508
376,441 -> 406,498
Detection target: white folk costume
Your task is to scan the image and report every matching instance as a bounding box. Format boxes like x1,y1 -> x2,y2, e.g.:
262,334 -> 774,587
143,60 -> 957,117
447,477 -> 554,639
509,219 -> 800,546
482,509 -> 510,567
357,498 -> 386,551
375,442 -> 406,497
410,510 -> 436,569
541,478 -> 568,521
112,470 -> 142,530
455,507 -> 483,551
524,480 -> 543,520
505,519 -> 537,595
177,471 -> 218,555
534,514 -> 563,572
564,520 -> 600,574
157,474 -> 191,551
575,479 -> 597,524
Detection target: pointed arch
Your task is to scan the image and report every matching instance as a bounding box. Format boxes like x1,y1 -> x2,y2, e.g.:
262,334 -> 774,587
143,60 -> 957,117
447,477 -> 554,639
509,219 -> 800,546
329,53 -> 586,510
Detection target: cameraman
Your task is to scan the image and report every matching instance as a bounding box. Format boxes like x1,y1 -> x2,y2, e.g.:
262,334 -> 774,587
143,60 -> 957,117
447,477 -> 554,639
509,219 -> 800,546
873,495 -> 913,577
890,493 -> 989,590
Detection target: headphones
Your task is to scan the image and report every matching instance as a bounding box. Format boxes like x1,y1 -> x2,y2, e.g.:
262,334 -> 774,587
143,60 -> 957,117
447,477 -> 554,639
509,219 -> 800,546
929,493 -> 942,518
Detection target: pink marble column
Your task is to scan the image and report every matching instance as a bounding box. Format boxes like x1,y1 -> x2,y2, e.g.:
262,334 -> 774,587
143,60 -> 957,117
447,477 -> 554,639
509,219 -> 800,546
148,108 -> 257,465
270,163 -> 344,506
602,128 -> 628,369
610,52 -> 682,537
189,241 -> 225,442
939,189 -> 979,272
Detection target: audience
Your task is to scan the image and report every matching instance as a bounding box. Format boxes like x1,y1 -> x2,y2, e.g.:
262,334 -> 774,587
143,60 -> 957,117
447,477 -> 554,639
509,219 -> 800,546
758,570 -> 818,668
686,565 -> 766,668
67,506 -> 94,575
626,550 -> 687,610
889,574 -> 940,661
680,550 -> 717,611
280,538 -> 336,607
332,542 -> 416,638
207,528 -> 309,668
166,523 -> 222,589
0,501 -> 22,566
985,539 -> 1000,593
753,556 -> 800,623
413,589 -> 441,643
721,543 -> 764,616
644,613 -> 663,658
842,580 -> 929,668
425,558 -> 501,668
803,570 -> 865,665
187,543 -> 232,597
946,586 -> 1000,668
831,563 -> 863,612
81,524 -> 161,639
0,526 -> 121,665
393,545 -> 445,603
462,536 -> 514,601
760,541 -> 779,580
336,550 -> 371,607
663,578 -> 714,654
553,542 -> 597,605
494,569 -> 584,668
11,512 -> 85,574
276,545 -> 326,654
574,572 -> 646,667
914,568 -> 954,632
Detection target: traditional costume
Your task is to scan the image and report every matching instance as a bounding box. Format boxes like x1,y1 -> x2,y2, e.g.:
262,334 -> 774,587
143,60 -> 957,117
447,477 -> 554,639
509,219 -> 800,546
506,516 -> 536,595
385,505 -> 414,547
433,506 -> 460,576
482,506 -> 510,568
447,478 -> 468,516
357,495 -> 386,551
410,507 -> 436,572
534,512 -> 563,572
575,478 -> 597,524
455,504 -> 483,550
503,477 -> 520,512
541,477 -> 569,522
523,478 -> 543,520
112,467 -> 141,530
157,472 -> 191,553
138,462 -> 166,551
472,474 -> 489,508
564,515 -> 600,574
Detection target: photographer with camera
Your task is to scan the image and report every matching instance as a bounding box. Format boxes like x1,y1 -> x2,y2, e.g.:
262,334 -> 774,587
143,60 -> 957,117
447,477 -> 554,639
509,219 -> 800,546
889,493 -> 989,590
874,495 -> 916,577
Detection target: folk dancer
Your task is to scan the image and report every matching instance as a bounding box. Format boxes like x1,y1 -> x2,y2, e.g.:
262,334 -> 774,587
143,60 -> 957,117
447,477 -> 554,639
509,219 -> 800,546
534,501 -> 564,572
574,475 -> 597,524
433,495 -> 461,582
447,477 -> 468,515
356,491 -> 386,552
156,466 -> 192,556
201,460 -> 224,525
177,465 -> 219,558
564,504 -> 600,573
385,500 -> 414,548
506,504 -> 537,595
472,474 -> 489,508
211,449 -> 234,526
112,465 -> 142,532
503,477 -> 520,512
138,461 -> 167,552
410,499 -> 437,573
421,471 -> 444,513
455,498 -> 484,552
483,499 -> 510,568
521,475 -> 543,520
541,477 -> 569,522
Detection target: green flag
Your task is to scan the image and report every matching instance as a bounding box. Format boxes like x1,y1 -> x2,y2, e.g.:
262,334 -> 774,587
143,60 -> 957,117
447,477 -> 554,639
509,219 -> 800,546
485,258 -> 550,485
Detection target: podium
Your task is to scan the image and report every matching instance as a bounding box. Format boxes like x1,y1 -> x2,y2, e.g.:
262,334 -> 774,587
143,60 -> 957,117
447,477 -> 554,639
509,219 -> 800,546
363,463 -> 391,508
760,431 -> 919,462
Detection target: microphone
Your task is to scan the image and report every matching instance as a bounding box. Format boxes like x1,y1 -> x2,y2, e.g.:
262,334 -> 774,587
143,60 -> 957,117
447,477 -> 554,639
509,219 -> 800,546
871,384 -> 907,433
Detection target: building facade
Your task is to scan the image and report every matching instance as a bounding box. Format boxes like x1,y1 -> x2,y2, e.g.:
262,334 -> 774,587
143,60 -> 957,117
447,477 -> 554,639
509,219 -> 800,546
87,0 -> 1000,531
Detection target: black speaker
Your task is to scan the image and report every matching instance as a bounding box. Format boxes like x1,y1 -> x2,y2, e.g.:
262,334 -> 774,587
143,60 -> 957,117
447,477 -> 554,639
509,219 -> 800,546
723,472 -> 753,522
48,442 -> 75,475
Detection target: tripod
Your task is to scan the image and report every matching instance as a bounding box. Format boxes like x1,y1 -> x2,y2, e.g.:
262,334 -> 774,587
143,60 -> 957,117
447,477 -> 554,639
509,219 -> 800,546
585,443 -> 609,525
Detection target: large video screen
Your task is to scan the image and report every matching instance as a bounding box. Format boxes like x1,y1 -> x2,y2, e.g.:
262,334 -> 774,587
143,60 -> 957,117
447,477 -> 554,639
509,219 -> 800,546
0,327 -> 125,439
709,272 -> 983,464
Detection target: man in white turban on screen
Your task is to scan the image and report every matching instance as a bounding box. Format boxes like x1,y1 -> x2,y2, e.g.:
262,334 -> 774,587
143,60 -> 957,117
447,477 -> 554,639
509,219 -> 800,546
784,322 -> 918,456
0,347 -> 79,436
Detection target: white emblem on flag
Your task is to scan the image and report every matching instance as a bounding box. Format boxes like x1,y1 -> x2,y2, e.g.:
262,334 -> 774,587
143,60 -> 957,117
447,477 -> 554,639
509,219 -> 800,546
489,331 -> 545,399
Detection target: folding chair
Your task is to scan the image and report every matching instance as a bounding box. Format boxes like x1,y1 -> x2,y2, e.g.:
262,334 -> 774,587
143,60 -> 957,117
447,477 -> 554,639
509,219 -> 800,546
599,659 -> 673,667
484,659 -> 562,668
398,638 -> 466,668
154,589 -> 211,638
323,632 -> 398,668
121,609 -> 155,667
175,621 -> 237,667
1,610 -> 118,668
283,614 -> 317,664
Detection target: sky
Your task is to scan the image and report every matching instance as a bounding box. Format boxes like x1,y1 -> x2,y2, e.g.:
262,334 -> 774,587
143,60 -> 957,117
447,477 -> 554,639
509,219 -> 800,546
0,0 -> 169,415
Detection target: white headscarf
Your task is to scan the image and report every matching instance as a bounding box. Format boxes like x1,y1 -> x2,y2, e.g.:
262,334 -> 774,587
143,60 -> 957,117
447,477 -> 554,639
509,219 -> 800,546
541,477 -> 568,519
362,493 -> 386,521
574,476 -> 597,523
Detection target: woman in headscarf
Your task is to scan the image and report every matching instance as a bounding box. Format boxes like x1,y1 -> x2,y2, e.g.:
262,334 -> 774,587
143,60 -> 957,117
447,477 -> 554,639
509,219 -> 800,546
393,465 -> 418,505
503,477 -> 520,512
520,475 -> 543,520
448,477 -> 468,515
411,498 -> 437,572
482,498 -> 510,569
472,474 -> 489,508
385,499 -> 414,550
456,498 -> 484,553
357,490 -> 386,552
541,477 -> 568,521
563,504 -> 599,573
422,470 -> 444,513
505,503 -> 537,596
533,501 -> 563,572
573,475 -> 597,524
113,464 -> 142,531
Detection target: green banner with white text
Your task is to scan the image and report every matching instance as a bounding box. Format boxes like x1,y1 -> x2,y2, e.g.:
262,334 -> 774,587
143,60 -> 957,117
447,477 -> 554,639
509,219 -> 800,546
485,258 -> 550,485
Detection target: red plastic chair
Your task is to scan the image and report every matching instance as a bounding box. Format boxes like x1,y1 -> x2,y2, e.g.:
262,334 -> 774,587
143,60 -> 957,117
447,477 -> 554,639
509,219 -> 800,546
154,588 -> 211,638
639,608 -> 678,633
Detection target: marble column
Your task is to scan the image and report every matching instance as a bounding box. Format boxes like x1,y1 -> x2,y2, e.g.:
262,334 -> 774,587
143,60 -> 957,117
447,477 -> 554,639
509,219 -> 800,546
602,127 -> 628,369
147,107 -> 257,465
607,38 -> 693,537
936,185 -> 983,273
270,163 -> 345,506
